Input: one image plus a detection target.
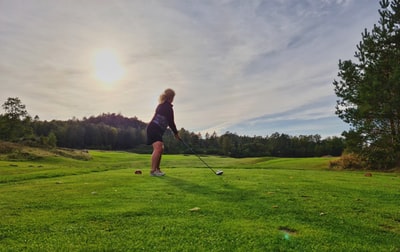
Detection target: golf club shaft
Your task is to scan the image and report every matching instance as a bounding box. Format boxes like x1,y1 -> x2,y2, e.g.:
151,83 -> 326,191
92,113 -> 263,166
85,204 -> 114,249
180,140 -> 217,174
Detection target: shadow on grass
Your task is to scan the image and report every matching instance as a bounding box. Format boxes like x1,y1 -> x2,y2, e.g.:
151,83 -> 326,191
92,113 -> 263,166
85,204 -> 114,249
162,175 -> 259,203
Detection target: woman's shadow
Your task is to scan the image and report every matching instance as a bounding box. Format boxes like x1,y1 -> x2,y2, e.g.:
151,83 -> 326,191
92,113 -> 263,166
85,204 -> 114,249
162,175 -> 257,203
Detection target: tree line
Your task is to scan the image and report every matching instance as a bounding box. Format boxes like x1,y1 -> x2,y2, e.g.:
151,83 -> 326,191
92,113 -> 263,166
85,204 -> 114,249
0,97 -> 344,158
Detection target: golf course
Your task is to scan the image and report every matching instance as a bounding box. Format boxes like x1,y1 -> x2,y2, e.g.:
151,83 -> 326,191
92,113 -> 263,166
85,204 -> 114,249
0,148 -> 399,251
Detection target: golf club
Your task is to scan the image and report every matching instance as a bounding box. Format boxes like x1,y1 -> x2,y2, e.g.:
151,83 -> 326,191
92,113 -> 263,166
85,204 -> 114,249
180,139 -> 223,175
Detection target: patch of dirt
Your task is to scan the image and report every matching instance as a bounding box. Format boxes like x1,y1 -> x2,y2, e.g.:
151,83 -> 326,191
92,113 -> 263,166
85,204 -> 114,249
278,226 -> 297,235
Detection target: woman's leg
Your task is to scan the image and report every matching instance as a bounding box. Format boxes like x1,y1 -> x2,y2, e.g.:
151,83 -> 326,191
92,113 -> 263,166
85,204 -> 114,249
151,141 -> 164,174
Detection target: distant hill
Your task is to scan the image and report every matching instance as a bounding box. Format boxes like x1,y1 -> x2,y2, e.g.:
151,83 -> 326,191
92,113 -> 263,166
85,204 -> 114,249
84,113 -> 147,129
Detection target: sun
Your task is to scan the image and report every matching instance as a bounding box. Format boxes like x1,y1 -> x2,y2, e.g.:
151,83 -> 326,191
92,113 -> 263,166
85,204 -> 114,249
93,49 -> 125,84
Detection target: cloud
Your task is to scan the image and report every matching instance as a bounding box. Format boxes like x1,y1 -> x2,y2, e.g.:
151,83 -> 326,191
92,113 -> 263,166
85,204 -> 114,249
0,0 -> 380,137
226,95 -> 345,136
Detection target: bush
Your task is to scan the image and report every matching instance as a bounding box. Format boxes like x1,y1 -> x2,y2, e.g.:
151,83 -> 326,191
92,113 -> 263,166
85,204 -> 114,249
363,144 -> 400,170
329,153 -> 365,170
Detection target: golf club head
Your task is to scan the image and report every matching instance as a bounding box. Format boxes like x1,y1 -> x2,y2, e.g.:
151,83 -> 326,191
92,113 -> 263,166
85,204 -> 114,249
215,170 -> 223,175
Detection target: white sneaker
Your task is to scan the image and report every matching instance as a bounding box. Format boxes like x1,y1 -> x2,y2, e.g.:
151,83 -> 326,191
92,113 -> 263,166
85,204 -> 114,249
150,171 -> 165,176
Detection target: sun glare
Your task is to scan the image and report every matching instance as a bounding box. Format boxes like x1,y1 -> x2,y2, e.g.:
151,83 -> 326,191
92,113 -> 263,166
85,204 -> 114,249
93,49 -> 124,85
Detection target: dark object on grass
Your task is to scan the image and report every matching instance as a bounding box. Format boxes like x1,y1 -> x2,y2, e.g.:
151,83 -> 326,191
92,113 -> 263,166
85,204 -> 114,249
135,170 -> 142,175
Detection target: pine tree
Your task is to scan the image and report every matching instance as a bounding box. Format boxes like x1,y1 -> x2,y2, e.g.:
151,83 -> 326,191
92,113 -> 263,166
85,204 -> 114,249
333,0 -> 400,169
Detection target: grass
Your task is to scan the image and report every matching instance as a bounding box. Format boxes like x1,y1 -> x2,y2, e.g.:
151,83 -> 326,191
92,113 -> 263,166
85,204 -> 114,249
0,149 -> 399,251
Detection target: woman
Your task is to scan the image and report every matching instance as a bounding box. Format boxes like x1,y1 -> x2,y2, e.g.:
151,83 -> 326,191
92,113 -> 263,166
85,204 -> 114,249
146,88 -> 181,176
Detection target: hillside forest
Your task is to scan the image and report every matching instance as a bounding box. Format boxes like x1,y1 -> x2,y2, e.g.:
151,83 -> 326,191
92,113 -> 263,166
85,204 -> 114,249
0,97 -> 344,158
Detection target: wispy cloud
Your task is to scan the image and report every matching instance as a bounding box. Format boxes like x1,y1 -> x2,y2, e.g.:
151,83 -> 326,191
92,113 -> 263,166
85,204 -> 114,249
0,0 -> 379,137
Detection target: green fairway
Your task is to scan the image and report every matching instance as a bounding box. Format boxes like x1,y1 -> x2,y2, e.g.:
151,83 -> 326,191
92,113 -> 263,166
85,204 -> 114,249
0,151 -> 399,251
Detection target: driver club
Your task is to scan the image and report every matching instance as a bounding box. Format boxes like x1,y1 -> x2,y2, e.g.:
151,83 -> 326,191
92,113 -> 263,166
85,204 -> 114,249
180,139 -> 223,175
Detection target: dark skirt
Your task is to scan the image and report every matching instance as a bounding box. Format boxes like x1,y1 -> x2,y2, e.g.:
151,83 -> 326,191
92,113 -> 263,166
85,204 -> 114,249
146,122 -> 164,145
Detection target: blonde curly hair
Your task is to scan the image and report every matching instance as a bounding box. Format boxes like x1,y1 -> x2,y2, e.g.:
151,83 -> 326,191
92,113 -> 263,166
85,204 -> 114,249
159,88 -> 175,104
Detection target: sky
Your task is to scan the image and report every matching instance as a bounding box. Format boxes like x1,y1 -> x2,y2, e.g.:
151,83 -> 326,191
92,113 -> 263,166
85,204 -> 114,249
0,0 -> 381,138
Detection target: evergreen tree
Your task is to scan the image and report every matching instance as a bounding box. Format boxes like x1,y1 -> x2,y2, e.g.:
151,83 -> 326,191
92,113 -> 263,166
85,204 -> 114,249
333,0 -> 400,169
